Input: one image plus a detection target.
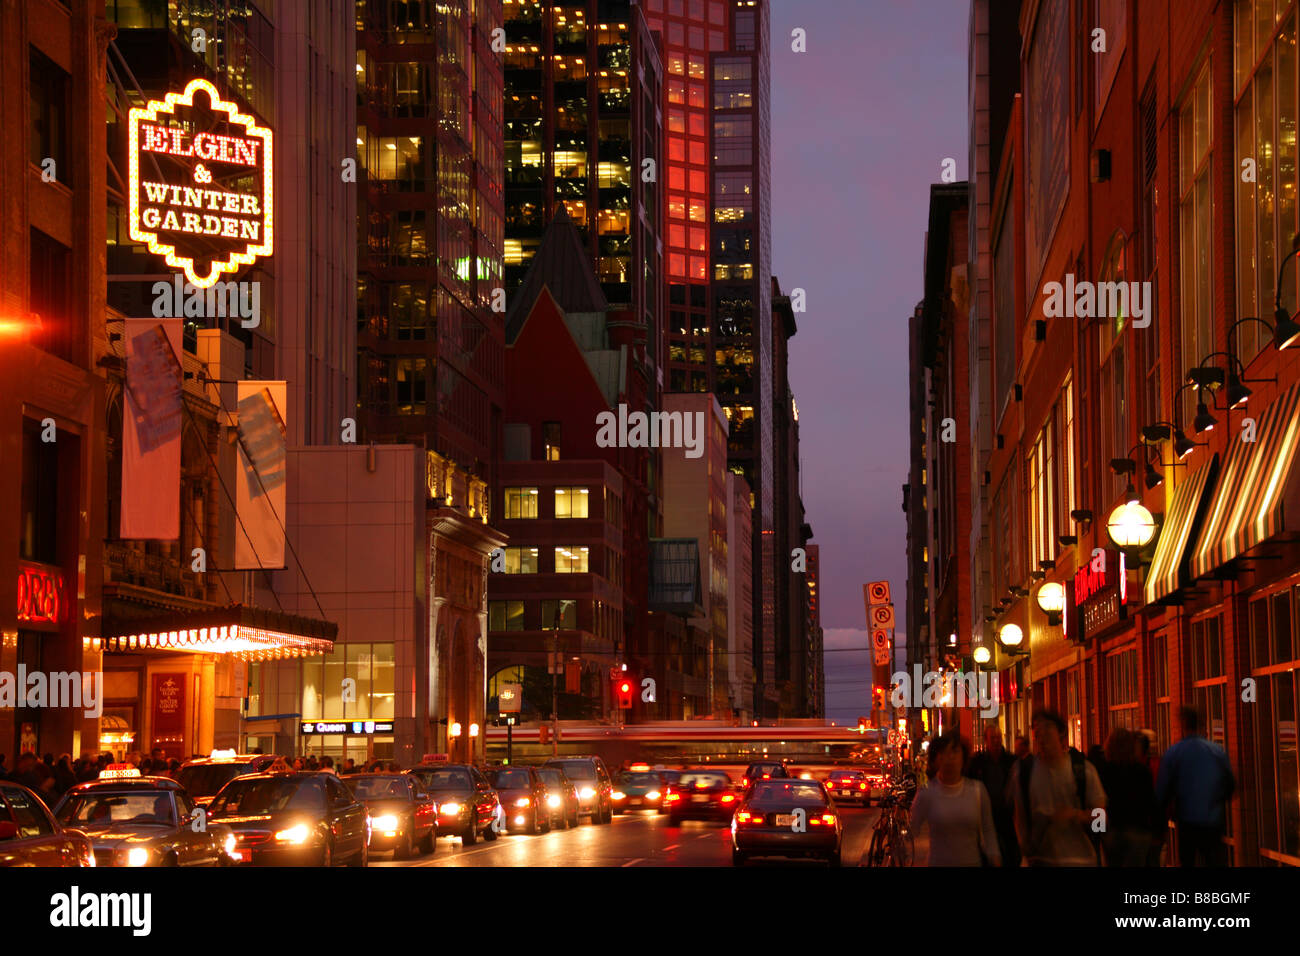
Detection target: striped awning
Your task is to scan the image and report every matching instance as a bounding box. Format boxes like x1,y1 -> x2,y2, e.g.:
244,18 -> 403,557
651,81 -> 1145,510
1144,453 -> 1218,604
1189,380 -> 1300,580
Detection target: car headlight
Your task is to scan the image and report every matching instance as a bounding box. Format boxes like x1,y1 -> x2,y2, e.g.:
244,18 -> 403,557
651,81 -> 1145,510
514,797 -> 531,808
275,823 -> 311,844
224,834 -> 237,857
579,787 -> 595,800
440,802 -> 461,815
612,791 -> 626,800
373,814 -> 400,832
646,790 -> 661,800
125,847 -> 150,867
547,794 -> 562,808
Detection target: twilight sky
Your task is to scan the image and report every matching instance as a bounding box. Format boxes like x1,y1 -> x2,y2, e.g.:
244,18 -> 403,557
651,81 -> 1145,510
768,0 -> 970,724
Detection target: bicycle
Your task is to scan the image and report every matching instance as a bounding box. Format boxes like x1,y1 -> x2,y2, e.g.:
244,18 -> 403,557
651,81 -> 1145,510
865,781 -> 915,866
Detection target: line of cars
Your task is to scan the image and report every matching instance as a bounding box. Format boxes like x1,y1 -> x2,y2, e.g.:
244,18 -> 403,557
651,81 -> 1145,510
0,751 -> 626,866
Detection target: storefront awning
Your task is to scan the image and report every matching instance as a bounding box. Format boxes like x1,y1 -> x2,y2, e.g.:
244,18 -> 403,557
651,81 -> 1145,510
1190,380 -> 1300,580
1144,453 -> 1219,604
101,604 -> 336,659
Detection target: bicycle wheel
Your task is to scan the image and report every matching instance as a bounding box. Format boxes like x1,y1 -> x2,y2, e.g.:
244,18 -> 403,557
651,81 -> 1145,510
865,828 -> 886,867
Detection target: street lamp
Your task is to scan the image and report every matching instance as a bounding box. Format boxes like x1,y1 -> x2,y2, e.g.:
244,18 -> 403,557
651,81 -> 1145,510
450,721 -> 463,738
1036,581 -> 1066,627
1107,501 -> 1157,550
973,646 -> 991,665
998,623 -> 1024,650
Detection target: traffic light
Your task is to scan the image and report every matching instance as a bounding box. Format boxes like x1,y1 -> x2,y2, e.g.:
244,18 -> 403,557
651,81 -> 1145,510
616,677 -> 633,710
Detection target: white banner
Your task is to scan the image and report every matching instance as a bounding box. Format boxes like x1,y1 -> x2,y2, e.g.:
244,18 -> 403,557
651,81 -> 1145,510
234,381 -> 287,569
121,319 -> 182,539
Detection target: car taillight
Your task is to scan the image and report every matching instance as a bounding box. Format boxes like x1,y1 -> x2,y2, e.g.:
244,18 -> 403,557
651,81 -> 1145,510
822,813 -> 837,825
741,778 -> 749,787
666,790 -> 680,803
859,783 -> 867,789
720,794 -> 736,803
736,810 -> 758,824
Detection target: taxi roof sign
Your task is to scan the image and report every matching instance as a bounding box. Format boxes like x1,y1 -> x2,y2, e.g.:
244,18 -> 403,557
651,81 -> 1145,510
100,764 -> 142,779
209,748 -> 238,759
420,753 -> 449,764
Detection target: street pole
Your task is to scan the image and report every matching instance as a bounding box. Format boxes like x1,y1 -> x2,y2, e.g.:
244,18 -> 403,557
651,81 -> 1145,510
506,718 -> 513,765
550,629 -> 559,758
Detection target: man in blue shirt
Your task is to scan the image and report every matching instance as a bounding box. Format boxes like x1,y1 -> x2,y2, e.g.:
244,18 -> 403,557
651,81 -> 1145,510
1156,707 -> 1235,867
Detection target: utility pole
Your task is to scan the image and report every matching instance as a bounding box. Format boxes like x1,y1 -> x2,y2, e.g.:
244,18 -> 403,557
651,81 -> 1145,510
549,619 -> 559,758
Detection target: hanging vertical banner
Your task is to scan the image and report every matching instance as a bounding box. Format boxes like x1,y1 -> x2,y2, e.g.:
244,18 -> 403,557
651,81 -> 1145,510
121,319 -> 183,539
235,381 -> 287,569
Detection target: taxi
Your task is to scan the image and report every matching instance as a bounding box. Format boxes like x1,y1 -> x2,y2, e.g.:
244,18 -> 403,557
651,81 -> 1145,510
177,750 -> 276,808
53,765 -> 237,867
0,781 -> 94,867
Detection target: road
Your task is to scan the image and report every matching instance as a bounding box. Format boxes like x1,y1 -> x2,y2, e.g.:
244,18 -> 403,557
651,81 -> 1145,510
373,804 -> 884,867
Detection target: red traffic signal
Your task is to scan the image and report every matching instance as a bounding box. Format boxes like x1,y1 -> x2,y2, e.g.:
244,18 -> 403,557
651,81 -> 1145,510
616,678 -> 633,710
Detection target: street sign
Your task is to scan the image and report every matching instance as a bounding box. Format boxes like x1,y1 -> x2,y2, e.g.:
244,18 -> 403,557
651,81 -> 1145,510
872,628 -> 891,665
498,682 -> 522,714
869,604 -> 896,629
865,581 -> 892,605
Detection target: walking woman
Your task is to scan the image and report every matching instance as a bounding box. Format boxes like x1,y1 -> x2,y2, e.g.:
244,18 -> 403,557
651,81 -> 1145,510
910,731 -> 1002,866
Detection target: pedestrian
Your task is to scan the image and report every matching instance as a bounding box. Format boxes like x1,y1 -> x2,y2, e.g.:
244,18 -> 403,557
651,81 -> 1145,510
319,755 -> 338,776
1013,736 -> 1030,761
342,758 -> 356,775
967,725 -> 1020,867
1135,730 -> 1165,864
167,758 -> 181,779
306,756 -> 319,771
1098,728 -> 1156,866
53,755 -> 77,795
292,757 -> 305,772
909,731 -> 1000,867
1156,706 -> 1235,867
1010,709 -> 1106,866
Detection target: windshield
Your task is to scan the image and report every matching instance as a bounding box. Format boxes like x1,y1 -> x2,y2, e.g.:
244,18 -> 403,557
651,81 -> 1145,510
177,764 -> 246,798
679,772 -> 731,789
831,771 -> 864,780
751,781 -> 827,804
620,772 -> 660,787
208,778 -> 325,815
347,777 -> 409,800
417,769 -> 472,790
489,769 -> 532,789
549,761 -> 596,781
536,770 -> 563,787
58,792 -> 175,828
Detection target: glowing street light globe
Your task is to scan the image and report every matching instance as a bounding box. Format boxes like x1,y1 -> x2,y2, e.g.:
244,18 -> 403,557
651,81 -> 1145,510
1036,581 -> 1066,614
1107,501 -> 1156,549
998,623 -> 1024,648
973,646 -> 991,665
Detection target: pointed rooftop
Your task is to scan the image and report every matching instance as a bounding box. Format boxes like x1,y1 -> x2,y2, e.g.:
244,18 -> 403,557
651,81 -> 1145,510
504,206 -> 609,344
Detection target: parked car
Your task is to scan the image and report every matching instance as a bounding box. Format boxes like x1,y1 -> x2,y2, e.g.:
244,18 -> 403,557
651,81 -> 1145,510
344,773 -> 437,859
534,766 -> 580,828
54,766 -> 237,867
206,772 -> 368,866
732,779 -> 842,866
176,752 -> 276,808
542,756 -> 614,823
486,766 -> 551,834
405,764 -> 499,844
0,781 -> 94,867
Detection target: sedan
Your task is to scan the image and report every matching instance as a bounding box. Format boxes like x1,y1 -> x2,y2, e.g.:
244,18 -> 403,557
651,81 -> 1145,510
0,782 -> 94,867
486,766 -> 550,834
345,773 -> 437,859
824,770 -> 871,805
405,765 -> 499,844
534,767 -> 579,829
665,770 -> 740,824
206,772 -> 368,866
612,771 -> 665,814
731,779 -> 842,866
54,768 -> 237,867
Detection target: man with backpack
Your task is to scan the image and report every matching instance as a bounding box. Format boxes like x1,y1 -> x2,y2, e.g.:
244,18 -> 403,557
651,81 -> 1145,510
1011,709 -> 1106,866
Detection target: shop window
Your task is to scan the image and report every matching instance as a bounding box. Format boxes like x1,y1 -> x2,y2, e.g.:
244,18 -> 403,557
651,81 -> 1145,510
541,599 -> 578,630
20,419 -> 59,563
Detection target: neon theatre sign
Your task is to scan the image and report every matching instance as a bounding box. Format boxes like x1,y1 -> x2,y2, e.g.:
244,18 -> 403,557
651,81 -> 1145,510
128,78 -> 273,288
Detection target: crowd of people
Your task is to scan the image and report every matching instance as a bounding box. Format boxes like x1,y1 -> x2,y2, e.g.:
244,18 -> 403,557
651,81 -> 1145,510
908,705 -> 1236,867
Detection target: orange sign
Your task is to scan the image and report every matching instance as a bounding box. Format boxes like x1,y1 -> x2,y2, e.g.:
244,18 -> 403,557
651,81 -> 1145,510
16,563 -> 65,626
